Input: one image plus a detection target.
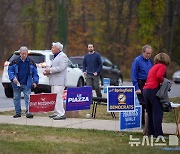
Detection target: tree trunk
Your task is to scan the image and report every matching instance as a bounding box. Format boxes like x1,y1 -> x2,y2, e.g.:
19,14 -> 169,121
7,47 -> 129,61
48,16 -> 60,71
104,0 -> 111,55
168,0 -> 179,57
165,0 -> 179,57
124,0 -> 134,47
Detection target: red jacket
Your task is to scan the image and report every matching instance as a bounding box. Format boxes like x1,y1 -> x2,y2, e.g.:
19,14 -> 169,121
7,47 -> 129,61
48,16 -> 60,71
143,63 -> 166,89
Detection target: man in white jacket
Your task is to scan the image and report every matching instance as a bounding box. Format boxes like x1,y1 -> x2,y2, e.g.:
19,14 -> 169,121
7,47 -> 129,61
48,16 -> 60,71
43,42 -> 68,120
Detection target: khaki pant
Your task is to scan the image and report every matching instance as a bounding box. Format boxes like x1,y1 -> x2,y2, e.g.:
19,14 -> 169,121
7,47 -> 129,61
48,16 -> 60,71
51,85 -> 65,116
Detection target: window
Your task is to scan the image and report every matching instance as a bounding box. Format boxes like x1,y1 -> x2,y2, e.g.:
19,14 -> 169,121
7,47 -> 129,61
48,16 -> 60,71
69,58 -> 83,66
103,58 -> 113,67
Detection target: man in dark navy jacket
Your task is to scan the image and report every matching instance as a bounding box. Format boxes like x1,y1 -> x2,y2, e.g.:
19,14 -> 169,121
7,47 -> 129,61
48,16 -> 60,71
83,44 -> 102,97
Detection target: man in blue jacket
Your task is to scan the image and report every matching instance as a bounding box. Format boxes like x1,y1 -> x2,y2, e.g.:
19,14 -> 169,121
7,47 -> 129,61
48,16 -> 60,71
8,46 -> 39,118
131,45 -> 153,128
83,44 -> 102,97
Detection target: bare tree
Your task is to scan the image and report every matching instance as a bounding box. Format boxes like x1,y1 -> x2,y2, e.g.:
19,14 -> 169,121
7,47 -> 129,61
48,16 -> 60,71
0,0 -> 16,66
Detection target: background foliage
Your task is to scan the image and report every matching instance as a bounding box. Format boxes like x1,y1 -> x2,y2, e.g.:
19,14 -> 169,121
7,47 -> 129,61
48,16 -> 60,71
0,0 -> 179,78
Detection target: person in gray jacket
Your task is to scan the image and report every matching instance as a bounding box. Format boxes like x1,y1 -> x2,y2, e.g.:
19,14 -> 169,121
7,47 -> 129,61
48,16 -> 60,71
43,42 -> 68,120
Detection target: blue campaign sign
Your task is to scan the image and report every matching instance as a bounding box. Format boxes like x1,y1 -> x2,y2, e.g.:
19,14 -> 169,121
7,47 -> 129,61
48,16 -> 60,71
103,78 -> 110,93
66,86 -> 92,111
120,106 -> 142,130
107,86 -> 135,112
135,93 -> 140,106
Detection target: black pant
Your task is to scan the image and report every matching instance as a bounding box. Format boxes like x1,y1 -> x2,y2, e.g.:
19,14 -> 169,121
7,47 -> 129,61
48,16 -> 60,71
137,80 -> 146,126
143,88 -> 163,137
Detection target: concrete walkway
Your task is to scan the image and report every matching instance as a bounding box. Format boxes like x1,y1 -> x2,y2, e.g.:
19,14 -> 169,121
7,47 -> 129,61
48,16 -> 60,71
0,115 -> 178,135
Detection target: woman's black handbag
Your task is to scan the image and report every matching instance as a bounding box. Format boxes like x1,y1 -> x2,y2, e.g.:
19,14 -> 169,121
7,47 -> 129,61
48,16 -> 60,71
162,102 -> 172,112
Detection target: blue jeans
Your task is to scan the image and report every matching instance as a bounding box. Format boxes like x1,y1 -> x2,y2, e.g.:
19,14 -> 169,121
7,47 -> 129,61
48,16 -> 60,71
13,85 -> 31,115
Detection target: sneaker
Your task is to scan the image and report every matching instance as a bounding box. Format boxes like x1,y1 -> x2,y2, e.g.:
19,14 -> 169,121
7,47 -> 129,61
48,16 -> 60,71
49,114 -> 57,118
13,114 -> 21,118
26,114 -> 33,118
53,115 -> 66,120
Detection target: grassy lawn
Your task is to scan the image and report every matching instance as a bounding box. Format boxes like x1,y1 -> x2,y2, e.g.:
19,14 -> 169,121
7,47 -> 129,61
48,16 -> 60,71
0,124 -> 179,154
0,97 -> 179,153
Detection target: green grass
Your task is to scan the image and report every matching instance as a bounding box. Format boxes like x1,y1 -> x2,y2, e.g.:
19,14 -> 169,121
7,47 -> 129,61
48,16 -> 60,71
0,98 -> 179,153
0,124 -> 179,154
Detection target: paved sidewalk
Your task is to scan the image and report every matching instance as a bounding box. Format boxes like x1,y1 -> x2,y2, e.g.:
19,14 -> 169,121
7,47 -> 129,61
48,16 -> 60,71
0,115 -> 178,135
